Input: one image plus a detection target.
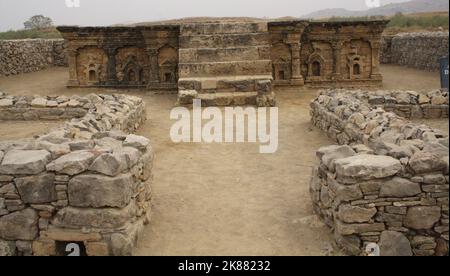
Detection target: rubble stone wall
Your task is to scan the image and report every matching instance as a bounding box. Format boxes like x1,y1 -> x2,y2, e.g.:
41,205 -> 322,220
0,92 -> 152,256
309,89 -> 449,256
381,32 -> 449,71
0,39 -> 67,77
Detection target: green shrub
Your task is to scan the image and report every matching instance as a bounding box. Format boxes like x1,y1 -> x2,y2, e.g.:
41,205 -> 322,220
0,28 -> 61,40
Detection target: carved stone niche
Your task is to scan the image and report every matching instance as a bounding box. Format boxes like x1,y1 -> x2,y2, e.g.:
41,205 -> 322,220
306,46 -> 326,81
76,47 -> 108,86
271,43 -> 292,84
158,45 -> 178,83
115,47 -> 149,86
346,43 -> 364,80
122,56 -> 144,85
84,55 -> 103,84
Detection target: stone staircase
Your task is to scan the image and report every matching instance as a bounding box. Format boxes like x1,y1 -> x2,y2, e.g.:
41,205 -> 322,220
177,22 -> 276,106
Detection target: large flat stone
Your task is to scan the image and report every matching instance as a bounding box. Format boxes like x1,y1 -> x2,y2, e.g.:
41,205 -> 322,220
379,231 -> 413,256
335,220 -> 385,235
409,151 -> 448,174
379,177 -> 421,198
0,150 -> 51,175
89,153 -> 128,176
335,154 -> 402,181
46,151 -> 96,176
68,174 -> 133,208
52,204 -> 137,229
0,208 -> 38,241
338,204 -> 377,223
15,173 -> 56,204
123,135 -> 150,151
404,206 -> 441,230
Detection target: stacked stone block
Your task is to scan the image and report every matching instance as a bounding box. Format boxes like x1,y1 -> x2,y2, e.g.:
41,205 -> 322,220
309,89 -> 449,256
381,32 -> 449,71
0,92 -> 152,256
177,22 -> 276,106
0,39 -> 67,76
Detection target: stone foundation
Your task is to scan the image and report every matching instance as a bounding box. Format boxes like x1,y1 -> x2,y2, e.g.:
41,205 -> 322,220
309,89 -> 449,256
0,39 -> 67,76
0,92 -> 153,256
381,32 -> 449,71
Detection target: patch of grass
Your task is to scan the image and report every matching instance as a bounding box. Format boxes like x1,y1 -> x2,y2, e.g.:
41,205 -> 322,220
317,12 -> 449,34
388,12 -> 449,29
0,27 -> 62,40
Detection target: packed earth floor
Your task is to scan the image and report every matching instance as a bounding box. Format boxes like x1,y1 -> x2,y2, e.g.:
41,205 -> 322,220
0,65 -> 447,255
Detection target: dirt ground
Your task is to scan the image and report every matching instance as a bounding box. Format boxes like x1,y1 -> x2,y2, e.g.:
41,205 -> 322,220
0,64 -> 446,256
0,120 -> 63,140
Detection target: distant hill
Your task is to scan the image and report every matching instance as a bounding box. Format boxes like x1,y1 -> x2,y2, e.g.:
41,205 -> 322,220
302,0 -> 449,19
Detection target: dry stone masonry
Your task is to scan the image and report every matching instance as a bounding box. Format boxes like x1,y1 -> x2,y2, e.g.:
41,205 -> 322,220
0,92 -> 153,256
381,32 -> 449,71
0,39 -> 67,76
310,89 -> 449,256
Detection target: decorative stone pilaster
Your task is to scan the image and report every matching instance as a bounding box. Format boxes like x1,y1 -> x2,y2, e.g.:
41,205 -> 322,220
331,40 -> 344,80
67,49 -> 79,87
286,34 -> 304,86
369,40 -> 382,80
105,47 -> 118,85
146,48 -> 160,85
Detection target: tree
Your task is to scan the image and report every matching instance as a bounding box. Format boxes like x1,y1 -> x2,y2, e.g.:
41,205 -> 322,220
24,15 -> 53,30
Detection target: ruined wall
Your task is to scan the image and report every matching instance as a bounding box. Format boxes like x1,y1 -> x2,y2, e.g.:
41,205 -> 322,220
381,32 -> 449,71
0,39 -> 67,76
309,89 -> 449,256
0,92 -> 152,256
57,26 -> 179,90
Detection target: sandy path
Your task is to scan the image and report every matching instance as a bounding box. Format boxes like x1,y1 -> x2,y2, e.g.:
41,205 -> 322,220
0,64 -> 444,256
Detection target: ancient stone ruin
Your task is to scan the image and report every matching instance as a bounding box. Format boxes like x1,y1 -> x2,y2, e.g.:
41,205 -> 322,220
310,89 -> 449,256
57,19 -> 388,106
0,92 -> 153,256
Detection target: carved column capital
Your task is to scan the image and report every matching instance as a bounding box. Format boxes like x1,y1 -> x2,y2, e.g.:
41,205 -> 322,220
331,40 -> 344,50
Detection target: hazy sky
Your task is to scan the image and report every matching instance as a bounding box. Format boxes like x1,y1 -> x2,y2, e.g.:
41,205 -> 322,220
0,0 -> 409,31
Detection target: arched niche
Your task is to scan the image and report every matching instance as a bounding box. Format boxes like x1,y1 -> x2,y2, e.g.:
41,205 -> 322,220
347,55 -> 364,80
307,52 -> 325,79
115,46 -> 149,85
271,43 -> 292,82
76,47 -> 107,86
158,45 -> 178,83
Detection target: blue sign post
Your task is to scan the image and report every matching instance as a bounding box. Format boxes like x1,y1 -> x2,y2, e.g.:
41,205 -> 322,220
440,55 -> 449,90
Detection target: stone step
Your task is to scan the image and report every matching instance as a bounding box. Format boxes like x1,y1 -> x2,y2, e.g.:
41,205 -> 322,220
179,60 -> 272,78
179,33 -> 269,48
180,22 -> 268,35
178,75 -> 273,93
179,46 -> 271,63
179,90 -> 259,106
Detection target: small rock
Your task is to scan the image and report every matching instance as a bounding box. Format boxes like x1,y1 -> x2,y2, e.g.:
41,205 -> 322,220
0,99 -> 13,107
15,173 -> 57,204
379,177 -> 421,198
404,206 -> 441,230
124,134 -> 150,151
0,208 -> 38,240
431,95 -> 447,105
46,151 -> 96,175
31,97 -> 48,107
338,204 -> 377,223
379,231 -> 412,256
0,239 -> 16,256
418,94 -> 430,104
